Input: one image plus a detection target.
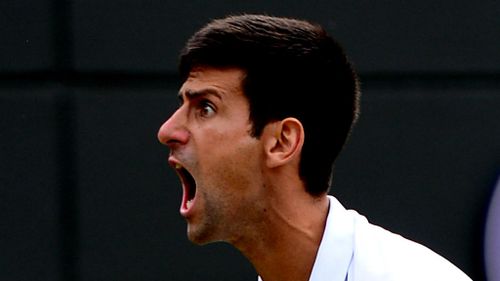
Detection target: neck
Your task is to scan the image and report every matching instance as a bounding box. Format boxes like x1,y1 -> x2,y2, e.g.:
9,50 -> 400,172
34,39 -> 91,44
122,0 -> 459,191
231,182 -> 329,281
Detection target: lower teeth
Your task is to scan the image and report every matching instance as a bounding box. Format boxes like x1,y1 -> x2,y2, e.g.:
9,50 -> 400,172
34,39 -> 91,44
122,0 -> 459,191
187,200 -> 193,209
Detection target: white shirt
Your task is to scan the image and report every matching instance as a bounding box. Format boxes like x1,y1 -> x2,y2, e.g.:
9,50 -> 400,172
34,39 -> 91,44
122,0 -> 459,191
258,196 -> 472,281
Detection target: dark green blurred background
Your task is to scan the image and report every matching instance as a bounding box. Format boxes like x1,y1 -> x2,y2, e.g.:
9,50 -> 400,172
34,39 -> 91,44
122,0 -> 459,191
1,1 -> 499,280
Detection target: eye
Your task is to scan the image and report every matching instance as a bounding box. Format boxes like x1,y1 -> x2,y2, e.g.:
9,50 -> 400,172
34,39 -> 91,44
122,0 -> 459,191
198,101 -> 216,118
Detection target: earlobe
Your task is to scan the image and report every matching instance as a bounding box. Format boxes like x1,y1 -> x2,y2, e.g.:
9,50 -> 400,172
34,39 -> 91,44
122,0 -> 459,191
264,118 -> 304,168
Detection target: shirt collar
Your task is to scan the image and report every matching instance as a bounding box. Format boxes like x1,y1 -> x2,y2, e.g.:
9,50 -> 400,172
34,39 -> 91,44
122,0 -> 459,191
308,195 -> 354,281
258,195 -> 355,281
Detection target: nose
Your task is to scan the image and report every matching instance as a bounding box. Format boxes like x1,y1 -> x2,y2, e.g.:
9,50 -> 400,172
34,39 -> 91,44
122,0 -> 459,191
157,108 -> 190,148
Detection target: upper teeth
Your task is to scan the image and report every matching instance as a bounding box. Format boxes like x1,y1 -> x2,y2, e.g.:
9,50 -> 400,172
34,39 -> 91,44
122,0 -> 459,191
175,163 -> 182,169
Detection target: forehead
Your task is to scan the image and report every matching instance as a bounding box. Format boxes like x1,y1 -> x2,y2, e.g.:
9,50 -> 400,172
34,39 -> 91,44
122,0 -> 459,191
179,67 -> 246,98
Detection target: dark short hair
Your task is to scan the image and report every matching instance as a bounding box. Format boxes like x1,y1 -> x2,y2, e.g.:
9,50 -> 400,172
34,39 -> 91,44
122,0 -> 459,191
179,14 -> 360,196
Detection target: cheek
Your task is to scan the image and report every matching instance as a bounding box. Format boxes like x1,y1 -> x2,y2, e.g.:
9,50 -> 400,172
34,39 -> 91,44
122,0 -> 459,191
198,124 -> 257,163
202,136 -> 261,190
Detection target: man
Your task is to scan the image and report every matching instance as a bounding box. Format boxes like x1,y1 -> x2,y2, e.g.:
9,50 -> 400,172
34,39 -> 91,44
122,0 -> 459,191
157,14 -> 471,281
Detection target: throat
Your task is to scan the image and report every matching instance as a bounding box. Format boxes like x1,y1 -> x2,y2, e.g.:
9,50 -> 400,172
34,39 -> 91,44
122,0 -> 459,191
235,197 -> 329,281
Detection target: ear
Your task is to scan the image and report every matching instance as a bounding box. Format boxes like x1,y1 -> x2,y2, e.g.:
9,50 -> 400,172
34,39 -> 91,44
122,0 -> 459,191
263,118 -> 305,168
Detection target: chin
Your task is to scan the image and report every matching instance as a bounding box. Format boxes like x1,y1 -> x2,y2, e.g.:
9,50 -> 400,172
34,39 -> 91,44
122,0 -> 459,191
187,225 -> 220,245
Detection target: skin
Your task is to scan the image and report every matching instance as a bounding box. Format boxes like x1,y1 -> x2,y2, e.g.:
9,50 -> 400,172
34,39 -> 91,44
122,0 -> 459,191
157,66 -> 330,281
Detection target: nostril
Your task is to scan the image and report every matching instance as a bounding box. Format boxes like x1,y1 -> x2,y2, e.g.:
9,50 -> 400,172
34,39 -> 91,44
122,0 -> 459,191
165,139 -> 183,149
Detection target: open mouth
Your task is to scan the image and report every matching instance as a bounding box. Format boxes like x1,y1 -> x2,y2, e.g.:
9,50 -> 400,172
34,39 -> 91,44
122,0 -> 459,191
174,163 -> 197,212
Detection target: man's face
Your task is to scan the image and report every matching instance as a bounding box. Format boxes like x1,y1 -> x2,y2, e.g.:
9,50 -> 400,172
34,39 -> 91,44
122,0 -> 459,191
158,66 -> 265,244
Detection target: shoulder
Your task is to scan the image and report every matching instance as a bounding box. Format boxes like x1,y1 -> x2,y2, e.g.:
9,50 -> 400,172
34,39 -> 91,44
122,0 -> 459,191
349,213 -> 472,281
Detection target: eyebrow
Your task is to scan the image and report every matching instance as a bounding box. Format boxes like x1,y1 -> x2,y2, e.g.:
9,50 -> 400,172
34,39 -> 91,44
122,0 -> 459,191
177,88 -> 223,102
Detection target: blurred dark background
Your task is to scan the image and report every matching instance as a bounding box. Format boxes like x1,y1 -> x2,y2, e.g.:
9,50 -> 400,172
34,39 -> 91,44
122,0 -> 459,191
1,1 -> 499,280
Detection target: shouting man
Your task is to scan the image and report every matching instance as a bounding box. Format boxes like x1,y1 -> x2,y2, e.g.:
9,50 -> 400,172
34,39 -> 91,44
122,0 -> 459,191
157,14 -> 471,281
